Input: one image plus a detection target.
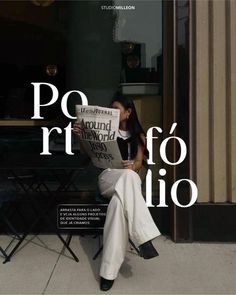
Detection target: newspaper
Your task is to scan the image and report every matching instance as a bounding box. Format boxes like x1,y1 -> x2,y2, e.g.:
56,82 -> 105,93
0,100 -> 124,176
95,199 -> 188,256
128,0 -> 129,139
75,105 -> 123,169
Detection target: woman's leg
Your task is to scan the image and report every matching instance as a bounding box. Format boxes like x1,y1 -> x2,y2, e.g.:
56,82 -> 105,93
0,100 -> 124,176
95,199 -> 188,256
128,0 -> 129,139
100,194 -> 128,280
98,169 -> 161,280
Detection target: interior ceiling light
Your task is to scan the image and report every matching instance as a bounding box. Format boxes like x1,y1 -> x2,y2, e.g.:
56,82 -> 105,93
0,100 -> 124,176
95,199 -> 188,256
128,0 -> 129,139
31,0 -> 55,7
121,42 -> 135,55
46,65 -> 58,76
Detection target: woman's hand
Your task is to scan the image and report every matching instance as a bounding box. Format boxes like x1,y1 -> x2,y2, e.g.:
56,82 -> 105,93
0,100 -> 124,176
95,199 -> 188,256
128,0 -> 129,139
73,122 -> 83,136
121,160 -> 135,170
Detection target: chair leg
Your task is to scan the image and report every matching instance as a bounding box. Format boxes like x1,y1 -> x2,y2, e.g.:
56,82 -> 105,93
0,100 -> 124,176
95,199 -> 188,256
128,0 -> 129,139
0,210 -> 28,263
56,232 -> 79,262
3,235 -> 17,253
93,245 -> 103,260
1,212 -> 21,240
129,238 -> 140,255
66,233 -> 73,247
0,246 -> 7,259
2,233 -> 27,263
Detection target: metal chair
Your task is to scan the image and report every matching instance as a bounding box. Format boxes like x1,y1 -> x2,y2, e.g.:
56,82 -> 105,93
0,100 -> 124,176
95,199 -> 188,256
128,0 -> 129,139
0,189 -> 28,263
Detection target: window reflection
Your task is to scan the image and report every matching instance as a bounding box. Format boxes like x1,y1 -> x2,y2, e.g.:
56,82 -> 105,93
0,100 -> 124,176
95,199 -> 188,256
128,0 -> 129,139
0,0 -> 163,195
0,0 -> 162,120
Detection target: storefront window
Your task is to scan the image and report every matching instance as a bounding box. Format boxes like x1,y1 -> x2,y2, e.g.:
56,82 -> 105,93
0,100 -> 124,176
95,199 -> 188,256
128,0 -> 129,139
0,0 -> 162,193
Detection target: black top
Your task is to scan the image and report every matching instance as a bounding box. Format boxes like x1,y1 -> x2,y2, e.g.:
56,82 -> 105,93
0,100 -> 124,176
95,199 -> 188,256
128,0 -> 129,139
117,136 -> 138,160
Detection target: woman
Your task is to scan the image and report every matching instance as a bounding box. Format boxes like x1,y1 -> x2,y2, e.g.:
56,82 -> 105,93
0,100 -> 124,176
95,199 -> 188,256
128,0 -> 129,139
73,93 -> 161,291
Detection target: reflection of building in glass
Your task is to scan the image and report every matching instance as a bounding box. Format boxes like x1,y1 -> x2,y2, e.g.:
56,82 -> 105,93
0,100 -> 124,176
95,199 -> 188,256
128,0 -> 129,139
113,0 -> 162,70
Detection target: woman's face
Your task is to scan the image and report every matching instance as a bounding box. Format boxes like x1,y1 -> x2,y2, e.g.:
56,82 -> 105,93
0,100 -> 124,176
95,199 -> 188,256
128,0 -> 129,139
112,101 -> 131,123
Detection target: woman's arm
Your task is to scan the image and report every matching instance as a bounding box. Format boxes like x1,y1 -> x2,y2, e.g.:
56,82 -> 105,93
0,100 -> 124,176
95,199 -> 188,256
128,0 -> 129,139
73,122 -> 82,135
73,122 -> 86,154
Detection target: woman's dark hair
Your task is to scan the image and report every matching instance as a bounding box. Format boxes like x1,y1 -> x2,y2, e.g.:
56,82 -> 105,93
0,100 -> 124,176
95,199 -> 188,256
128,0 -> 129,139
111,92 -> 148,157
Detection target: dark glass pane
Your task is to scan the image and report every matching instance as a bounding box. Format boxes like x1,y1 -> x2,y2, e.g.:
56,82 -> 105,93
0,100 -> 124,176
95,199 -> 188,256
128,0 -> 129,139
0,1 -> 162,192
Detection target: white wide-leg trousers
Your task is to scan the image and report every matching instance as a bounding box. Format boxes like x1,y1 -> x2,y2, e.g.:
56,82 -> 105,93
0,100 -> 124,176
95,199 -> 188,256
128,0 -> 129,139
98,168 -> 161,280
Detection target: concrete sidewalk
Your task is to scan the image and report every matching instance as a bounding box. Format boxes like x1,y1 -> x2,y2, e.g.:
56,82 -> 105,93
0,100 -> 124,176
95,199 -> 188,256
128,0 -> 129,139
0,234 -> 236,294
